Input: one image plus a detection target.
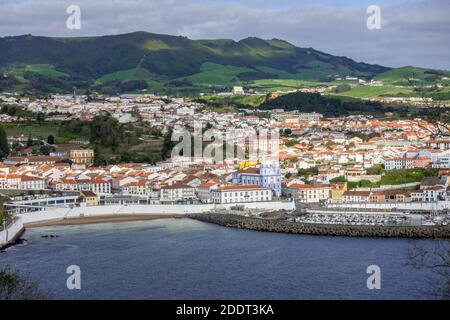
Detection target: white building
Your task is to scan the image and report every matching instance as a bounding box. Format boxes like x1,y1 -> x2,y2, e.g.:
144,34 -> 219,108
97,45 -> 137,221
19,176 -> 46,190
211,185 -> 273,204
232,86 -> 244,95
91,178 -> 112,195
283,184 -> 331,203
196,183 -> 220,203
160,184 -> 196,203
384,158 -> 415,170
232,163 -> 282,196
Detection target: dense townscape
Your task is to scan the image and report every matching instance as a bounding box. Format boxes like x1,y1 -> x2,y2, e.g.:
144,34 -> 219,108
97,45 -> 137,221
0,91 -> 449,229
1,2 -> 450,302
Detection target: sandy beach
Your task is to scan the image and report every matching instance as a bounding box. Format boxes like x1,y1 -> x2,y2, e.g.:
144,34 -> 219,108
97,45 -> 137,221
25,214 -> 186,228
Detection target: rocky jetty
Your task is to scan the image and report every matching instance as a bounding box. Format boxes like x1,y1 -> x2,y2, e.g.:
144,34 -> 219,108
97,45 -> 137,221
189,214 -> 450,239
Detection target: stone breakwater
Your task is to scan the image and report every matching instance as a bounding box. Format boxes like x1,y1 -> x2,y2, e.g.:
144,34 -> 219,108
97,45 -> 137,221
189,214 -> 450,239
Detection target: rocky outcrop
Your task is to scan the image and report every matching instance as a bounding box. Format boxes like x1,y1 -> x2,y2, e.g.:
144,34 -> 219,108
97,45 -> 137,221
189,214 -> 450,239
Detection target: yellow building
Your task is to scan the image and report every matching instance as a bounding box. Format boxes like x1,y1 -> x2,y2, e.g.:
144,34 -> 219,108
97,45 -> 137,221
239,160 -> 260,170
80,191 -> 99,206
330,182 -> 347,202
70,149 -> 94,165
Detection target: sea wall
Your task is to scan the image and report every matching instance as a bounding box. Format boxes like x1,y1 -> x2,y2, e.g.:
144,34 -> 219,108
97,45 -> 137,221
189,213 -> 450,238
0,217 -> 24,248
18,201 -> 295,226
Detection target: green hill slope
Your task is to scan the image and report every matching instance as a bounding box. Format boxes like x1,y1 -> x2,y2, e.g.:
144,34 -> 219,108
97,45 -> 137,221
375,66 -> 450,85
0,31 -> 392,93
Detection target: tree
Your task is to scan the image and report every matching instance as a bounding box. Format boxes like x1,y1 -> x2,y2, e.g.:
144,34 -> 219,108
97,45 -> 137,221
285,139 -> 300,147
89,115 -> 121,147
39,145 -> 51,156
330,176 -> 346,183
0,126 -> 9,160
93,145 -> 102,167
47,135 -> 55,145
334,84 -> 351,93
367,164 -> 384,175
162,128 -> 174,160
0,126 -> 10,160
407,240 -> 449,299
0,208 -> 8,224
26,134 -> 33,147
0,268 -> 49,300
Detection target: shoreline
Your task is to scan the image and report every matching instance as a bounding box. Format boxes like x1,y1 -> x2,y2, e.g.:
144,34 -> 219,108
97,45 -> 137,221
7,212 -> 449,241
189,213 -> 450,239
24,214 -> 186,228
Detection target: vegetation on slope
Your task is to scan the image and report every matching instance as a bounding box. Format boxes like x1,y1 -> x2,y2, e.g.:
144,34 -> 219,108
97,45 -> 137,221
0,32 -> 390,93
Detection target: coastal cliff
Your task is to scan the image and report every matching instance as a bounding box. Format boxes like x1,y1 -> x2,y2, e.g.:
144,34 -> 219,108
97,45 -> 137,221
189,214 -> 450,239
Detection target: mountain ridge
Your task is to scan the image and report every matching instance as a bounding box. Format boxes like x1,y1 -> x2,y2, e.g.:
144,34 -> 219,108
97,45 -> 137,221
0,31 -> 392,93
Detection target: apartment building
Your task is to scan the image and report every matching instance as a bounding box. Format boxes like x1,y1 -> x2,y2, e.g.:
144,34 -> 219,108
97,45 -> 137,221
343,191 -> 371,202
384,157 -> 426,170
426,139 -> 450,150
120,180 -> 148,196
284,184 -> 331,203
159,183 -> 196,203
70,149 -> 94,165
196,183 -> 220,203
19,175 -> 46,190
90,178 -> 112,195
211,185 -> 273,204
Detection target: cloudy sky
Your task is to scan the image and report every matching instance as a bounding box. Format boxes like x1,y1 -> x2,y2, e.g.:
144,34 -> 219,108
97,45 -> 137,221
1,0 -> 449,69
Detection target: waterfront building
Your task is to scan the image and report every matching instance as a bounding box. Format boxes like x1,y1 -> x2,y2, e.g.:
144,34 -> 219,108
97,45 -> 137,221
19,175 -> 46,190
80,191 -> 100,206
343,191 -> 371,202
330,183 -> 347,202
284,184 -> 331,203
420,177 -> 448,202
211,185 -> 272,204
232,162 -> 281,196
91,178 -> 113,195
159,183 -> 197,203
196,183 -> 220,203
120,180 -> 148,196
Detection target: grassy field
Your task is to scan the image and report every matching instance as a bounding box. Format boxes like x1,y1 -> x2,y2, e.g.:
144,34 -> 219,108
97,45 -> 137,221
347,168 -> 438,189
199,94 -> 266,109
231,95 -> 266,107
5,64 -> 70,79
181,62 -> 252,86
94,68 -> 159,85
2,123 -> 88,144
375,66 -> 450,86
331,85 -> 416,99
248,79 -> 331,92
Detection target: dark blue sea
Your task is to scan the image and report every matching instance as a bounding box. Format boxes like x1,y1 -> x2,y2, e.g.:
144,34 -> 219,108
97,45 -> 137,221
0,218 -> 442,299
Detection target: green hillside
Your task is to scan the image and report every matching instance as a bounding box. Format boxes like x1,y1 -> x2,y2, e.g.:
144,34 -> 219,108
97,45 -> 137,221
181,62 -> 253,86
0,31 -> 390,93
94,68 -> 156,85
375,66 -> 450,85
